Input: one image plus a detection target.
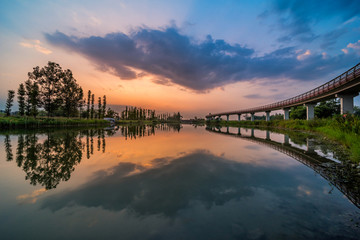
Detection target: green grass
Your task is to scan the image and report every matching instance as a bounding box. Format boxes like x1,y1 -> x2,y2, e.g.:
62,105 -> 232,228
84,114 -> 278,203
207,115 -> 360,162
0,116 -> 109,129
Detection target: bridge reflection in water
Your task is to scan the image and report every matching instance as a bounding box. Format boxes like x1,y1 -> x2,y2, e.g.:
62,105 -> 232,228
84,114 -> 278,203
206,126 -> 360,209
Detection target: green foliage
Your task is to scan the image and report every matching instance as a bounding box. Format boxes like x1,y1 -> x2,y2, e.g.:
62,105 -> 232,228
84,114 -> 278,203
28,62 -> 63,116
5,90 -> 15,116
91,94 -> 95,119
25,62 -> 85,118
315,99 -> 340,118
0,116 -> 109,129
354,106 -> 360,116
102,95 -> 106,117
17,83 -> 26,116
87,90 -> 91,119
105,107 -> 117,118
270,113 -> 283,120
98,96 -> 102,119
29,81 -> 40,117
60,69 -> 83,117
290,106 -> 306,119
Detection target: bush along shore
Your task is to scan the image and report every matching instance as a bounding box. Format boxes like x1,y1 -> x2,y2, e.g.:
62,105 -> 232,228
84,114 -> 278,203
206,114 -> 360,163
0,117 -> 184,129
0,117 -> 110,129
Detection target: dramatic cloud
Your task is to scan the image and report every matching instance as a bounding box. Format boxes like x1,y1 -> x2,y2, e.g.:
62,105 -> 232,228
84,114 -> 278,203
45,27 -> 357,91
263,0 -> 360,43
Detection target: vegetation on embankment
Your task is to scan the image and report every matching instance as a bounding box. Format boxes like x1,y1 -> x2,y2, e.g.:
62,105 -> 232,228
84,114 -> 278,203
0,116 -> 109,129
207,115 -> 360,162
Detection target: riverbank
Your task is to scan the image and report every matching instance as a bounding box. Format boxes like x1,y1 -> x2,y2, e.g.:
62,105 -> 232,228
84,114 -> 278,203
0,117 -> 182,129
0,116 -> 109,129
207,116 -> 360,162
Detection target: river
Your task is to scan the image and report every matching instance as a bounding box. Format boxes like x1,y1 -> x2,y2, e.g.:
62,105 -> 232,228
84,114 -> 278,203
0,124 -> 359,239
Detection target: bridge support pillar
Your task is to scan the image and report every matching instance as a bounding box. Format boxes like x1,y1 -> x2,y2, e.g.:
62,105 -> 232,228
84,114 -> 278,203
266,130 -> 270,140
306,138 -> 315,153
251,128 -> 254,137
336,93 -> 359,114
305,103 -> 315,120
251,113 -> 255,121
265,111 -> 271,121
283,108 -> 290,120
284,134 -> 290,145
238,114 -> 241,121
237,128 -> 241,135
226,115 -> 229,122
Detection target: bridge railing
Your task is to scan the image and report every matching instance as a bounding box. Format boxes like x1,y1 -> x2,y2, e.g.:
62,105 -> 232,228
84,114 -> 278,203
209,62 -> 360,117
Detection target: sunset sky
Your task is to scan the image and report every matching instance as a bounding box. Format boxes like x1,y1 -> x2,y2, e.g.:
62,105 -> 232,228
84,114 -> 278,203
1,0 -> 360,118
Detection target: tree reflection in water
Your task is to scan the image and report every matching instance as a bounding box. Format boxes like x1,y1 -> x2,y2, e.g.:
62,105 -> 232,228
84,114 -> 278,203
3,124 -> 181,190
4,135 -> 13,162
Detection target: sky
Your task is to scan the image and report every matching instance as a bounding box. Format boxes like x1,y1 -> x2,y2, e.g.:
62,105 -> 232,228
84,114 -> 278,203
1,0 -> 360,118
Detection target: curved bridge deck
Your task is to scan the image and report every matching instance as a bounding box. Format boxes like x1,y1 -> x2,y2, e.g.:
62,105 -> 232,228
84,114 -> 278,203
207,62 -> 360,120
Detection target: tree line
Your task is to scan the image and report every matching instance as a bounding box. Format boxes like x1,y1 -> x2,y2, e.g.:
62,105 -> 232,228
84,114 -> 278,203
4,61 -> 117,118
120,106 -> 182,121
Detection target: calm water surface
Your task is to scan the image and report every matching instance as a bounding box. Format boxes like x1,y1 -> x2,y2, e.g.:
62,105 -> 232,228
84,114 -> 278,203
0,125 -> 359,240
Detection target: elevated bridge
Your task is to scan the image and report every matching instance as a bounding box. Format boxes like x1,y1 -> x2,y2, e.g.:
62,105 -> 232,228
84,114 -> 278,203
206,62 -> 360,121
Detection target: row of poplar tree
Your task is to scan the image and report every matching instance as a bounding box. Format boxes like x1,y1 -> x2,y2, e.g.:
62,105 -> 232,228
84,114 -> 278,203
4,61 -> 113,119
120,106 -> 182,121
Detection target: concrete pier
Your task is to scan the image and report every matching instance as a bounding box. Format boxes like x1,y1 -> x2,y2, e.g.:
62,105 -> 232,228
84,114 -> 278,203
283,108 -> 290,120
306,138 -> 315,153
265,111 -> 270,121
284,134 -> 290,145
238,114 -> 241,121
305,103 -> 315,120
336,93 -> 359,114
251,113 -> 255,121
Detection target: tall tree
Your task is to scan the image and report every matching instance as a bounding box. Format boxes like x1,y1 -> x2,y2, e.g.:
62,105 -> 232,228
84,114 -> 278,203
79,97 -> 85,119
5,90 -> 15,116
98,97 -> 102,119
24,80 -> 32,116
29,82 -> 40,117
4,135 -> 13,161
315,99 -> 340,118
87,90 -> 91,119
102,95 -> 106,118
28,62 -> 63,117
91,94 -> 95,119
17,83 -> 26,116
60,69 -> 83,118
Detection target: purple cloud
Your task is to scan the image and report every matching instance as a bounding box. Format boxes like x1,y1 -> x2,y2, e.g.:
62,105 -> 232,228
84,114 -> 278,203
45,27 -> 358,91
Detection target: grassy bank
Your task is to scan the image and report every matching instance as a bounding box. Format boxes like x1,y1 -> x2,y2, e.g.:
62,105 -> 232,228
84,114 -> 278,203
0,117 -> 182,129
0,116 -> 109,129
207,115 -> 360,162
